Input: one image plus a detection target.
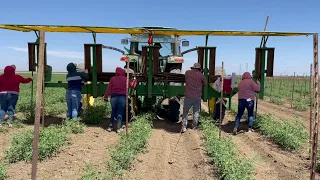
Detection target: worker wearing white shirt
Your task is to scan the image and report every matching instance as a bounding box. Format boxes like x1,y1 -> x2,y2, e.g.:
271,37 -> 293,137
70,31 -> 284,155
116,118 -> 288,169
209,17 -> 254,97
212,77 -> 227,123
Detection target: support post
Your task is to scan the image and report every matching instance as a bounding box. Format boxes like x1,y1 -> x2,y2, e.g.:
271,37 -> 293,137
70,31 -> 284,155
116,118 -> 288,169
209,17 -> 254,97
219,62 -> 224,138
147,46 -> 153,99
41,79 -> 45,128
309,64 -> 313,159
310,34 -> 319,180
31,31 -> 45,180
259,48 -> 266,99
257,16 -> 269,100
30,70 -> 34,119
291,72 -> 296,108
203,48 -> 209,102
92,45 -> 97,98
126,60 -> 129,136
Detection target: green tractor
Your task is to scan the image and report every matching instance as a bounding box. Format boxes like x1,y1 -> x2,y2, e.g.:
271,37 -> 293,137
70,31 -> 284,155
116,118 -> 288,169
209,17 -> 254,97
117,27 -> 190,117
119,27 -> 189,73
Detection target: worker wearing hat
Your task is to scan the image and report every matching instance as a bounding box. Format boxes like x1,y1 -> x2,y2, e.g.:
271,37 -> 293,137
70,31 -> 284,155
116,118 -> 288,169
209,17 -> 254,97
154,43 -> 162,57
181,63 -> 207,133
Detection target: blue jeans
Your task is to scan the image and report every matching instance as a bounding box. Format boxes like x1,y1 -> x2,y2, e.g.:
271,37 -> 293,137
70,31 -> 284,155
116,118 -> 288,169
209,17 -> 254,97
235,99 -> 254,129
66,90 -> 82,119
109,95 -> 126,129
182,97 -> 201,128
0,93 -> 19,122
78,95 -> 83,113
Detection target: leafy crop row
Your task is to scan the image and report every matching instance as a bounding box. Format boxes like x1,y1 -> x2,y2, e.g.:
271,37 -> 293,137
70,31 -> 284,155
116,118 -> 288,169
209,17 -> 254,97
199,113 -> 255,180
264,77 -> 310,111
3,119 -> 84,163
231,104 -> 308,151
0,161 -> 8,180
81,113 -> 153,180
0,119 -> 84,179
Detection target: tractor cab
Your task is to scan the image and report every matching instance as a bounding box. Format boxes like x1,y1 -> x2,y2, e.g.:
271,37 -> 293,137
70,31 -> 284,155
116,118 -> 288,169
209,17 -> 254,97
119,27 -> 189,73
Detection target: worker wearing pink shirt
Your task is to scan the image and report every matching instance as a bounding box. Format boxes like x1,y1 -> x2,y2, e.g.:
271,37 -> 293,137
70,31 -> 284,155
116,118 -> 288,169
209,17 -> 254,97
233,72 -> 260,135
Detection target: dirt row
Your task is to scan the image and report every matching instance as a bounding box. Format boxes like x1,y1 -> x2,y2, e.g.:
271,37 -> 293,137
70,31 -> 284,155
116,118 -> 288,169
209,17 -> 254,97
1,124 -> 120,180
124,120 -> 216,180
0,97 -> 315,180
1,116 -> 216,180
201,100 -> 310,180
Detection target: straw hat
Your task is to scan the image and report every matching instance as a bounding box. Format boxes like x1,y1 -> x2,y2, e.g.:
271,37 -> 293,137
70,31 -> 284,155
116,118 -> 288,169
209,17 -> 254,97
190,63 -> 201,69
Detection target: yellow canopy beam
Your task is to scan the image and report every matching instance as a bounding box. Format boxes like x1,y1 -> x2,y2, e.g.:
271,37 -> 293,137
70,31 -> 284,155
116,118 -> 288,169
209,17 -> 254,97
0,24 -> 317,36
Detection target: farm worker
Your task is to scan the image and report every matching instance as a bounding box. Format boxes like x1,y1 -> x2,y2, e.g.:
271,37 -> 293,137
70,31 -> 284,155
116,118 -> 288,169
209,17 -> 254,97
181,63 -> 207,133
104,67 -> 136,133
66,63 -> 88,119
233,72 -> 260,135
212,77 -> 227,123
0,65 -> 33,126
168,65 -> 183,123
10,64 -> 16,69
154,43 -> 162,57
124,64 -> 134,74
76,63 -> 94,111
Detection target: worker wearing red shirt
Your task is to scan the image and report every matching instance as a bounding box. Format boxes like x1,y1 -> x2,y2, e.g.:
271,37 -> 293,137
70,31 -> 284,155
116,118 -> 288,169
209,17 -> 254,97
181,63 -> 207,133
104,67 -> 136,133
0,65 -> 33,126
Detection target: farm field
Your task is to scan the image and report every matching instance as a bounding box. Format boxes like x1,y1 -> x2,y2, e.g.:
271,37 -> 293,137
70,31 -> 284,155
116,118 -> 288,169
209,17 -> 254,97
0,73 -> 318,180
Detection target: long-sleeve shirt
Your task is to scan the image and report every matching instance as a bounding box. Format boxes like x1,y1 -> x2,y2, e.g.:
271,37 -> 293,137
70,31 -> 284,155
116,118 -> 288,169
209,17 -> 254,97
238,79 -> 260,100
0,66 -> 32,94
184,69 -> 207,98
104,67 -> 136,97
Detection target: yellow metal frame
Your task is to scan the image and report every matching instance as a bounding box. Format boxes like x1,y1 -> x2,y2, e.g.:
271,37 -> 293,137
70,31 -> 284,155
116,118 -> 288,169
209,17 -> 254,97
0,24 -> 316,36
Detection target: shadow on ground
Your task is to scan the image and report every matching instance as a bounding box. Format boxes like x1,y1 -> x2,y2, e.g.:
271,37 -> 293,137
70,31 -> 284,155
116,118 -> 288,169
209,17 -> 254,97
221,119 -> 250,134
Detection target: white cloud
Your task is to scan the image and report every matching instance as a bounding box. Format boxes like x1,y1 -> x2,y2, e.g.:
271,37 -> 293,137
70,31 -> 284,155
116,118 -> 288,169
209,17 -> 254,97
7,47 -> 83,59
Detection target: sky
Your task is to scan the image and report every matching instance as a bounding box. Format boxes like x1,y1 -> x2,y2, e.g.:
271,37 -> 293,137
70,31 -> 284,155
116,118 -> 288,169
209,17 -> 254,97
0,0 -> 319,76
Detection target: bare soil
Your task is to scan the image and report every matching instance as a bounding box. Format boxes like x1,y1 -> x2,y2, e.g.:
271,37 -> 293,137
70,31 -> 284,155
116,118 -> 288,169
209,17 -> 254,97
2,118 -> 120,180
0,96 -> 317,180
201,102 -> 310,180
124,120 -> 218,180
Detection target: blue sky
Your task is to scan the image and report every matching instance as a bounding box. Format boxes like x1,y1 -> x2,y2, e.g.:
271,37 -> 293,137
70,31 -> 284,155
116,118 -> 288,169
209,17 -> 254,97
0,0 -> 318,76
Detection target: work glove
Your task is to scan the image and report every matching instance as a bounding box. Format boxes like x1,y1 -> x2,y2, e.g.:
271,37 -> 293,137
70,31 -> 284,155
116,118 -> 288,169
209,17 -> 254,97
31,75 -> 35,80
